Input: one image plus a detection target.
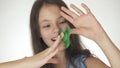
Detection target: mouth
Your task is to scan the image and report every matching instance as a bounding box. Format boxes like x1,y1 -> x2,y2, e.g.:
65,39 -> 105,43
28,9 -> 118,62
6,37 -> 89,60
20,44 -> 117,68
51,38 -> 56,42
51,36 -> 58,42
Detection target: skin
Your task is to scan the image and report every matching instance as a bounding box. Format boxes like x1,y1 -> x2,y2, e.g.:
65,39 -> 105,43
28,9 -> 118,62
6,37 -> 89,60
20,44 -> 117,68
39,4 -> 68,68
0,3 -> 120,68
0,33 -> 63,68
39,4 -> 68,49
60,3 -> 120,68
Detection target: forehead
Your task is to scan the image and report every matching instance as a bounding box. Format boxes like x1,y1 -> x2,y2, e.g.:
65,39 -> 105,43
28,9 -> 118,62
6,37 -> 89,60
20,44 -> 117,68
39,4 -> 61,23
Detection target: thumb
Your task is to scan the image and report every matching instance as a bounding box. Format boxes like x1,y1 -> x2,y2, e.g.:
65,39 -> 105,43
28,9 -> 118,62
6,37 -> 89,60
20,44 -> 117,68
47,58 -> 59,64
71,29 -> 81,34
44,48 -> 58,64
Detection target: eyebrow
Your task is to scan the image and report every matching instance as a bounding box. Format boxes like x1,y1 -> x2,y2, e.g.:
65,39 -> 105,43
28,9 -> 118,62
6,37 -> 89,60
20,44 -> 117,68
40,16 -> 63,24
40,20 -> 50,24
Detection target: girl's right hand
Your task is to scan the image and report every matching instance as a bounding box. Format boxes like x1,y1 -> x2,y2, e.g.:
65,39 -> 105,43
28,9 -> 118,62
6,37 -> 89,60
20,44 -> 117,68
0,33 -> 63,68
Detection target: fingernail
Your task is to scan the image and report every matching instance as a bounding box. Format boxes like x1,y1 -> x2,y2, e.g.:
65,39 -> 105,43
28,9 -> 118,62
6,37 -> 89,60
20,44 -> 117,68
70,4 -> 73,7
57,35 -> 60,39
61,7 -> 65,10
81,3 -> 84,6
61,6 -> 64,9
61,32 -> 64,38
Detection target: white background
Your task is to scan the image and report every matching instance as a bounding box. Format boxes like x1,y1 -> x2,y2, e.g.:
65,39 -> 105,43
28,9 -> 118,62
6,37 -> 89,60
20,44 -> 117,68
0,0 -> 120,66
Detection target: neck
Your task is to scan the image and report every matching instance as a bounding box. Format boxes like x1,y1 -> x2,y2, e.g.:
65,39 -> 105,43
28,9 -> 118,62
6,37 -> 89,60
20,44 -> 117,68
54,50 -> 67,68
57,50 -> 66,61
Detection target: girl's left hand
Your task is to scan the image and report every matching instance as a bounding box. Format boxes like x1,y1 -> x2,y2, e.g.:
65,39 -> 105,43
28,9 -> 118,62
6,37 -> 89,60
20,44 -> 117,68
61,3 -> 120,68
60,3 -> 106,42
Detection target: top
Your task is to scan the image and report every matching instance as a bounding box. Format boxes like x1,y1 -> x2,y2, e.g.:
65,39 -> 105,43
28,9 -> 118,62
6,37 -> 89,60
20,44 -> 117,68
67,55 -> 87,68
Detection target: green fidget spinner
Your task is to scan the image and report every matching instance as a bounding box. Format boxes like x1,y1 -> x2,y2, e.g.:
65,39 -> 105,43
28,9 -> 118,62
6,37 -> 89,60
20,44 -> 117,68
59,26 -> 71,49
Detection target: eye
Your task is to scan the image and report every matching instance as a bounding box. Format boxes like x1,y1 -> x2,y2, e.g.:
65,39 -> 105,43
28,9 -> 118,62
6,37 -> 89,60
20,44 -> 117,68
59,20 -> 67,24
43,24 -> 50,28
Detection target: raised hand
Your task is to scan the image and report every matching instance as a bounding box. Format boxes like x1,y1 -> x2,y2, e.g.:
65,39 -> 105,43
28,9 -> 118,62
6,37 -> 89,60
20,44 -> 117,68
26,33 -> 64,68
0,34 -> 64,68
60,3 -> 120,68
60,3 -> 106,42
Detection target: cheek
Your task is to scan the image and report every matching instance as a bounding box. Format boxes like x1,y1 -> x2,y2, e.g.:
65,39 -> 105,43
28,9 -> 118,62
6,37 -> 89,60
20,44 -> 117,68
40,29 -> 52,46
41,29 -> 51,39
60,24 -> 68,31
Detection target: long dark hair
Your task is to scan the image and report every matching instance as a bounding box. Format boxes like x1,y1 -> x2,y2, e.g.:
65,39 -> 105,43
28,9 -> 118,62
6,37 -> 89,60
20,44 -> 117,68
30,0 -> 91,68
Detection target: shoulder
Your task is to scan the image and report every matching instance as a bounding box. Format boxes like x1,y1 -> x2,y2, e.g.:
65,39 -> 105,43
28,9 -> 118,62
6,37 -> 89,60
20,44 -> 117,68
84,56 -> 110,68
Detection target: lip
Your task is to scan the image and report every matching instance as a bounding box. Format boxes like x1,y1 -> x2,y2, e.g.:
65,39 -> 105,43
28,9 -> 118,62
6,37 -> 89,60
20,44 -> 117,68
51,36 -> 58,42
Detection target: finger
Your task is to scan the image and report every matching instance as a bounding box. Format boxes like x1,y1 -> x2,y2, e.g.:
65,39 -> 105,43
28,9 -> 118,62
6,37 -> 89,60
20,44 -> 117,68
61,6 -> 78,19
71,28 -> 85,35
81,3 -> 91,13
49,33 -> 63,52
43,48 -> 58,64
60,32 -> 64,38
43,33 -> 63,64
60,11 -> 73,23
70,4 -> 85,15
47,58 -> 59,64
71,29 -> 80,34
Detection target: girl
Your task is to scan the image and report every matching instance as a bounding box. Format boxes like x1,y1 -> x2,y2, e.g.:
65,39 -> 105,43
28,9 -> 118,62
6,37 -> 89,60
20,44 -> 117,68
0,0 -> 120,68
30,0 -> 120,68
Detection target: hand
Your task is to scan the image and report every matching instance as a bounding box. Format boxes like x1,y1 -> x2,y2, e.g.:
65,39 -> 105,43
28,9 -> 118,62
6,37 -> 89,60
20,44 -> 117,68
0,33 -> 63,68
27,33 -> 64,68
61,3 -> 120,68
60,3 -> 106,42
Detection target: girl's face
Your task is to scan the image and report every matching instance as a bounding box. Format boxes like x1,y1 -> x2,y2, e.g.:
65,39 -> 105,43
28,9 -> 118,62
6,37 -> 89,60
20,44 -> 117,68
39,4 -> 68,47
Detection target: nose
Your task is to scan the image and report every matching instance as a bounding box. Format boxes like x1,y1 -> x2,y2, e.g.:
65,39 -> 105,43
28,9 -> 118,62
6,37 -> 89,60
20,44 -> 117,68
53,24 -> 60,35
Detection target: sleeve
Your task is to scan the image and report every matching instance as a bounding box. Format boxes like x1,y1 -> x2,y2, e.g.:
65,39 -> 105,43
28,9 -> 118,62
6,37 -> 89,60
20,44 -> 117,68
74,54 -> 87,68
